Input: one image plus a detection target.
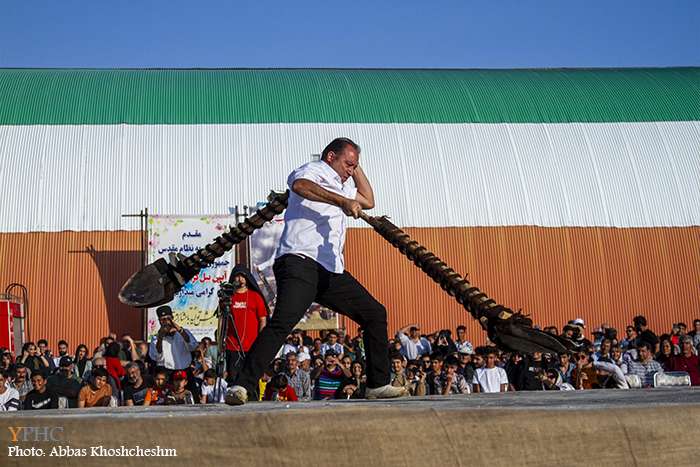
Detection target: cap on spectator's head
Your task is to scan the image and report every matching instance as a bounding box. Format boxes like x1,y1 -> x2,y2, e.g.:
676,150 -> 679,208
156,305 -> 173,318
572,318 -> 585,328
458,344 -> 474,355
59,356 -> 73,367
172,370 -> 187,381
298,352 -> 310,363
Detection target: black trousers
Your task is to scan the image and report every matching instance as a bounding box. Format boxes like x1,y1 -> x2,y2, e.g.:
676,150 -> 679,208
235,254 -> 390,396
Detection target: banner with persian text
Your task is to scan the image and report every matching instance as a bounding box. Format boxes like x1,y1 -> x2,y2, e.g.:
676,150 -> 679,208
146,215 -> 236,341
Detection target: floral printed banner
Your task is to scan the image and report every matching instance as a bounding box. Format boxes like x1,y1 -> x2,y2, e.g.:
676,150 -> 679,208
146,215 -> 236,341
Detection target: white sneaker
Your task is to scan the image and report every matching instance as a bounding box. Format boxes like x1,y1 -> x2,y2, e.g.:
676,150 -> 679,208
224,385 -> 248,406
365,384 -> 409,400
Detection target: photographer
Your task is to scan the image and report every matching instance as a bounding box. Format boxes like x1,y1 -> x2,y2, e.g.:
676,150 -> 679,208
149,305 -> 198,372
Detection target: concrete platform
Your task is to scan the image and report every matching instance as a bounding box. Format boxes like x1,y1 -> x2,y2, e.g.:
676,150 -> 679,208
3,388 -> 700,466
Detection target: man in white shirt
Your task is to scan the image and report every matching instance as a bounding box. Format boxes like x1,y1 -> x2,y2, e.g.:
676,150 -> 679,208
396,324 -> 432,360
149,305 -> 199,371
227,138 -> 407,404
472,349 -> 509,393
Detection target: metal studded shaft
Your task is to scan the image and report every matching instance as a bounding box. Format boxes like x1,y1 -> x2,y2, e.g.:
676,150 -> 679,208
181,191 -> 289,271
359,213 -> 512,323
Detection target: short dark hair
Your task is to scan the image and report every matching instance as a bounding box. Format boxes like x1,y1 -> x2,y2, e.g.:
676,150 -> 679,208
91,367 -> 109,379
270,373 -> 288,390
456,325 -> 466,332
633,315 -> 647,327
321,137 -> 360,161
203,369 -> 217,379
57,340 -> 68,347
37,339 -> 48,346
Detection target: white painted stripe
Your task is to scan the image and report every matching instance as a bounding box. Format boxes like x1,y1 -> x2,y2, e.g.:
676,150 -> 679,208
1,122 -> 698,232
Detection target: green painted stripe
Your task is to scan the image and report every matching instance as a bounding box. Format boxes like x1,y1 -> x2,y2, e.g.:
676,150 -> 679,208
0,68 -> 698,125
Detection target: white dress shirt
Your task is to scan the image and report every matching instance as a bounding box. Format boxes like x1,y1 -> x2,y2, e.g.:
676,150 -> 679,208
149,329 -> 198,370
275,160 -> 358,273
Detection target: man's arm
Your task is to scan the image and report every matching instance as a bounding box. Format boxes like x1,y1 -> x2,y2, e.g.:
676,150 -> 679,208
351,165 -> 375,209
291,179 -> 362,218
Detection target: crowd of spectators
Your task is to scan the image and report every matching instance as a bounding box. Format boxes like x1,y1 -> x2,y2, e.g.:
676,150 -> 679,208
1,315 -> 699,411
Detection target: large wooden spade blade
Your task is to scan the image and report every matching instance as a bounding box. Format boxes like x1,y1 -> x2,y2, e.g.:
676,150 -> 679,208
118,191 -> 289,308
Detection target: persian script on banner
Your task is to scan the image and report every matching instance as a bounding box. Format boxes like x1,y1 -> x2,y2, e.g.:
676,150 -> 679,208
146,215 -> 236,340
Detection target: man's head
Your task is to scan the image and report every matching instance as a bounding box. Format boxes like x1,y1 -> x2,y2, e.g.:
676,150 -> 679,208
0,370 -> 9,393
326,331 -> 338,344
456,325 -> 466,341
680,336 -> 694,356
37,339 -> 49,354
324,350 -> 338,369
91,368 -> 109,390
203,369 -> 217,387
694,319 -> 700,334
125,362 -> 142,384
298,352 -> 311,371
485,349 -> 498,368
430,354 -> 443,373
558,352 -> 571,366
92,357 -> 106,369
156,306 -> 177,334
232,272 -> 248,289
13,364 -> 27,382
153,370 -> 168,389
678,322 -> 687,336
409,326 -> 420,339
444,356 -> 460,375
633,315 -> 648,332
391,354 -> 405,375
58,356 -> 73,375
57,340 -> 69,356
31,372 -> 47,393
286,352 -> 299,372
321,137 -> 360,183
637,342 -> 653,362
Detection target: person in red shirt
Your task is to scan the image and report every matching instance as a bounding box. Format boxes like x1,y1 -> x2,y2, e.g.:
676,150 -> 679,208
224,265 -> 269,382
262,373 -> 298,401
670,336 -> 700,386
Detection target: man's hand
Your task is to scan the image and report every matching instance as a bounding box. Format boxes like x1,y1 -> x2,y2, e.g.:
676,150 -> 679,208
341,198 -> 362,219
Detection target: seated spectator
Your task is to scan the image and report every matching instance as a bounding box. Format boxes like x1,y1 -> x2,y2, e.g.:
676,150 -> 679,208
454,325 -> 473,355
320,331 -> 343,357
37,339 -> 57,372
24,371 -> 58,410
619,325 -> 637,350
0,370 -> 20,411
9,364 -> 33,402
517,352 -> 547,391
311,351 -> 350,400
52,340 -> 72,368
1,350 -> 13,372
426,353 -> 444,395
78,368 -> 113,408
557,352 -> 576,385
433,330 -> 457,357
72,344 -> 92,383
435,355 -> 470,395
346,361 -> 367,399
190,348 -> 210,380
263,373 -> 298,401
123,362 -> 153,406
20,342 -> 49,374
390,354 -> 419,395
200,369 -> 228,404
472,348 -> 508,393
633,315 -> 659,351
656,335 -> 677,370
624,342 -> 663,388
670,336 -> 700,386
47,356 -> 81,408
592,360 -> 629,389
457,348 -> 475,384
284,352 -> 311,401
104,342 -> 126,390
298,352 -> 312,373
396,324 -> 432,360
166,371 -> 195,405
541,368 -> 575,391
691,319 -> 700,349
572,352 -> 599,390
610,346 -> 624,369
258,367 -> 274,401
593,339 -> 614,363
144,369 -> 170,406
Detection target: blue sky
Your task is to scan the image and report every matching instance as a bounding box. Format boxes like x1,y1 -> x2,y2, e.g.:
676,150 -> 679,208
0,0 -> 698,68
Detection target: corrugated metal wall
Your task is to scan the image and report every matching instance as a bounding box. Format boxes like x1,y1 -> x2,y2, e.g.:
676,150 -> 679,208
2,226 -> 698,350
2,121 -> 699,232
0,231 -> 143,351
